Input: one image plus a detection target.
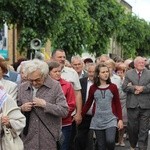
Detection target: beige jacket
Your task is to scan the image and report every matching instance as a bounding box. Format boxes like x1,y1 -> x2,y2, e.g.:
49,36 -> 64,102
0,95 -> 26,150
0,78 -> 18,101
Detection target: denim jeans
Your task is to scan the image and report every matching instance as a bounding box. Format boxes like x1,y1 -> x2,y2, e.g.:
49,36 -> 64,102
61,125 -> 72,150
94,127 -> 116,150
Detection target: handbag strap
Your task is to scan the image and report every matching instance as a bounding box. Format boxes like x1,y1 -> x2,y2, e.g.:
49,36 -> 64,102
33,107 -> 57,141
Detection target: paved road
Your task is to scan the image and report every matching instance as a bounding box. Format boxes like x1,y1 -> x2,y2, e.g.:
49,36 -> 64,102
92,133 -> 150,150
115,133 -> 150,150
115,140 -> 131,150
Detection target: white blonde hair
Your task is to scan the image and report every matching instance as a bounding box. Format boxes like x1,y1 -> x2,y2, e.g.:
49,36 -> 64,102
24,59 -> 49,78
134,56 -> 144,64
71,55 -> 83,64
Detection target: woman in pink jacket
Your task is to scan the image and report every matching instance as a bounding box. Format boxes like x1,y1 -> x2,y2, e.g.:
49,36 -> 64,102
48,61 -> 76,150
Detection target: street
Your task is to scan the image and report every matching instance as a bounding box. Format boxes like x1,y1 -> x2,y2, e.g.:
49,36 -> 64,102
115,133 -> 150,150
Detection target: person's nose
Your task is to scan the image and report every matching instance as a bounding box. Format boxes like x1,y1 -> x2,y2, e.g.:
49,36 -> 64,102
104,72 -> 108,76
61,57 -> 65,61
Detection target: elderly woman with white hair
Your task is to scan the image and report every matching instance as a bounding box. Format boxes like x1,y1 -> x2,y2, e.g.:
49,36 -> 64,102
17,59 -> 68,150
17,60 -> 30,83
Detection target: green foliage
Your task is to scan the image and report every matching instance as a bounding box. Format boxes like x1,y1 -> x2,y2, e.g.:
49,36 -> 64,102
1,0 -> 150,59
0,0 -> 73,52
116,13 -> 150,59
87,0 -> 125,57
0,0 -> 127,57
136,21 -> 150,56
52,0 -> 95,57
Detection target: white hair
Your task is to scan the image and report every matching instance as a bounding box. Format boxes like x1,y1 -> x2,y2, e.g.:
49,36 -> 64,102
24,59 -> 49,77
17,60 -> 30,73
86,63 -> 96,70
134,56 -> 144,65
71,55 -> 83,64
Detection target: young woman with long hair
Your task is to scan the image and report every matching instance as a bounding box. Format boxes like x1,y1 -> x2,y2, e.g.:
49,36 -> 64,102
82,64 -> 123,150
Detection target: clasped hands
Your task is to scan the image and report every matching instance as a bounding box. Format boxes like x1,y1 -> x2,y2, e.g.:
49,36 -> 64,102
127,82 -> 143,95
21,97 -> 46,112
134,85 -> 144,95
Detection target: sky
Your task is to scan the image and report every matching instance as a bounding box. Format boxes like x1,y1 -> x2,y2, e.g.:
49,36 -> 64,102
125,0 -> 150,22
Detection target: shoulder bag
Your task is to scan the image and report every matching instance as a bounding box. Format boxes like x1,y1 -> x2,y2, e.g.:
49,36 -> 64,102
33,108 -> 64,150
2,125 -> 24,150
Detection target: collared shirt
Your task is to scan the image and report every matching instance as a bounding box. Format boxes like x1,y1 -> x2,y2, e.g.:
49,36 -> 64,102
111,74 -> 122,97
3,71 -> 21,84
86,78 -> 93,101
61,66 -> 81,91
86,78 -> 94,115
136,70 -> 143,77
79,70 -> 87,79
111,74 -> 122,89
32,86 -> 38,98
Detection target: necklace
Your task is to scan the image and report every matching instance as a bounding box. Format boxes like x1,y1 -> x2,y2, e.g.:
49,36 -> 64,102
100,90 -> 106,99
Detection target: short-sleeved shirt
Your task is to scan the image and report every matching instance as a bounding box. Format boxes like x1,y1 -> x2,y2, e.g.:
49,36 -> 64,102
61,67 -> 81,91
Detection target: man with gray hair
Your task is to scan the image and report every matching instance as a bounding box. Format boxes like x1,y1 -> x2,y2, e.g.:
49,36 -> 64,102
17,59 -> 68,150
75,63 -> 96,150
71,55 -> 87,79
122,56 -> 150,150
95,54 -> 110,64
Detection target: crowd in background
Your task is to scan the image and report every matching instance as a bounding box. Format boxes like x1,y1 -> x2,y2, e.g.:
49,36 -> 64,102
0,51 -> 150,150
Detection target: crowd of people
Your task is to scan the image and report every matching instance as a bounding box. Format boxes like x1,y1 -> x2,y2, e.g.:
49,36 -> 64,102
0,51 -> 150,150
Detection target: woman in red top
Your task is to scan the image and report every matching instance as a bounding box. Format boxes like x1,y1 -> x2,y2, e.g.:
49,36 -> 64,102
82,64 -> 123,150
48,61 -> 76,150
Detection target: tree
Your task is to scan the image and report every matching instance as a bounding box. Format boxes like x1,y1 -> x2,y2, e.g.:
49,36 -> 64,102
86,0 -> 125,57
116,13 -> 150,59
0,0 -> 96,58
1,0 -> 150,59
51,0 -> 95,58
136,21 -> 150,56
0,0 -> 73,52
0,0 -> 127,58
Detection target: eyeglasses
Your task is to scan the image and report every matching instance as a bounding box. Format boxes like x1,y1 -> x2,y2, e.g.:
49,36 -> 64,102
29,75 -> 44,83
29,78 -> 42,83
